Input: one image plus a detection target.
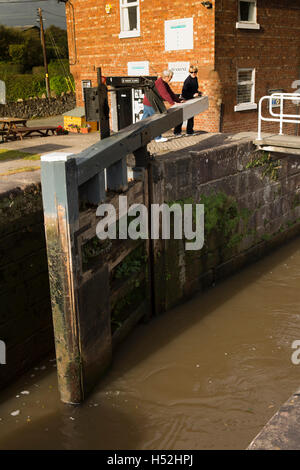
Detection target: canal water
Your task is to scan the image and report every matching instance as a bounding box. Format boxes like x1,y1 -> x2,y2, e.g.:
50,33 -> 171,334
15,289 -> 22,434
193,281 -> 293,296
0,237 -> 299,450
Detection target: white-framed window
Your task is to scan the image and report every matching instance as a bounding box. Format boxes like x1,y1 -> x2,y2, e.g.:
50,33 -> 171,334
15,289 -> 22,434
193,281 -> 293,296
119,0 -> 140,39
236,1 -> 260,30
234,68 -> 257,111
81,79 -> 91,102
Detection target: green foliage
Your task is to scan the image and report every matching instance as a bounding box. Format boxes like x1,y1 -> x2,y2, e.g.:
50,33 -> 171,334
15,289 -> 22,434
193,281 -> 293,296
168,192 -> 251,251
81,237 -> 112,266
0,24 -> 68,70
293,194 -> 300,209
5,74 -> 46,101
0,61 -> 24,76
0,149 -> 40,161
0,26 -> 42,70
246,151 -> 281,181
111,282 -> 146,333
32,66 -> 45,75
24,36 -> 43,70
45,26 -> 69,60
200,192 -> 241,238
9,44 -> 26,64
0,71 -> 74,101
0,25 -> 23,61
111,246 -> 147,332
48,59 -> 70,76
0,24 -> 72,100
261,233 -> 272,241
50,74 -> 74,95
114,245 -> 147,280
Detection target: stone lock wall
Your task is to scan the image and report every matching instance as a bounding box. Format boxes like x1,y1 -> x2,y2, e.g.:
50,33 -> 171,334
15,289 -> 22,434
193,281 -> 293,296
150,141 -> 300,313
0,185 -> 54,388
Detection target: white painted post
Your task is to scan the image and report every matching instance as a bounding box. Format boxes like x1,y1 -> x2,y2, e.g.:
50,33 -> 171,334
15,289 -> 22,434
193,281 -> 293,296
279,94 -> 284,135
0,80 -> 6,105
0,340 -> 6,364
258,97 -> 263,140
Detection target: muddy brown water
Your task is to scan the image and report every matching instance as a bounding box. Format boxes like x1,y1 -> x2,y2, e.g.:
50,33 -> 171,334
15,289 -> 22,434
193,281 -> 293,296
0,238 -> 299,450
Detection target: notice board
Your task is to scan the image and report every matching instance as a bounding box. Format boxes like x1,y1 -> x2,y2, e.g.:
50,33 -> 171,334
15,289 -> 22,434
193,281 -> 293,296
165,18 -> 193,51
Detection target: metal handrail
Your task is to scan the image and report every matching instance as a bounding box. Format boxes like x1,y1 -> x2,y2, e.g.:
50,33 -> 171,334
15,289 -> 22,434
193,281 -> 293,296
258,93 -> 300,140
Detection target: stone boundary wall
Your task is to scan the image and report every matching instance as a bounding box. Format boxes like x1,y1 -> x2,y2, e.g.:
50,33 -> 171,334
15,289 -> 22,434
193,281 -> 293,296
0,93 -> 76,119
0,185 -> 54,389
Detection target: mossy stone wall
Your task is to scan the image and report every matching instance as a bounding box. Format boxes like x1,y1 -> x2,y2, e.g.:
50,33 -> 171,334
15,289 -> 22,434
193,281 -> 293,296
0,185 -> 54,389
150,141 -> 300,313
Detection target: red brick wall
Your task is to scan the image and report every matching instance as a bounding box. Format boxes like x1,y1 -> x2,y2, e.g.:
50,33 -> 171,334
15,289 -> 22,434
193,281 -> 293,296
65,0 -> 300,135
215,0 -> 300,135
65,0 -> 220,132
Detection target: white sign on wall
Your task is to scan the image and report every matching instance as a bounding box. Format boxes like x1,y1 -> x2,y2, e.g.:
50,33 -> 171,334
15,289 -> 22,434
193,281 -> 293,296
165,17 -> 193,51
168,62 -> 190,82
128,61 -> 149,76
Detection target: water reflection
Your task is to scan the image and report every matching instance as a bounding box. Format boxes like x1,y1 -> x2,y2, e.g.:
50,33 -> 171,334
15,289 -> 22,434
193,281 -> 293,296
0,237 -> 299,450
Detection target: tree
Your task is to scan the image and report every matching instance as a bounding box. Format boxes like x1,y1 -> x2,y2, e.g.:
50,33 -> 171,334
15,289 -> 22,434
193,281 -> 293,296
9,44 -> 26,64
45,25 -> 69,60
25,36 -> 43,69
0,25 -> 43,69
0,25 -> 22,61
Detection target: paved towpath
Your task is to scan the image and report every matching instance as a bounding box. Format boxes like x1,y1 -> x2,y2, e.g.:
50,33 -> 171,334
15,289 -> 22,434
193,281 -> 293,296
0,115 -> 257,195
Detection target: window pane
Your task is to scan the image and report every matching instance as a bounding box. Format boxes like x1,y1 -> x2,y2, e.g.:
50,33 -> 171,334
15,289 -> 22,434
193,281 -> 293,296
128,6 -> 137,30
121,5 -> 137,31
237,84 -> 252,103
240,2 -> 250,21
240,1 -> 255,22
238,70 -> 252,83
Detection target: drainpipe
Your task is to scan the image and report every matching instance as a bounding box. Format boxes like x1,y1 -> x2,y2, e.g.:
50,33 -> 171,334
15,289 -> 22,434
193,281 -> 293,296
219,102 -> 224,133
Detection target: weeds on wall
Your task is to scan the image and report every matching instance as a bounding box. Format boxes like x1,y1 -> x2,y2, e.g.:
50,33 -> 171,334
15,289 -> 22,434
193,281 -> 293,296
246,151 -> 281,181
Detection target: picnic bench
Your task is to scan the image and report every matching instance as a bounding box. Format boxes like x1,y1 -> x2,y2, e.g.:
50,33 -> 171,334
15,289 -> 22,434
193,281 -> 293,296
7,125 -> 57,140
0,117 -> 27,141
0,117 -> 57,141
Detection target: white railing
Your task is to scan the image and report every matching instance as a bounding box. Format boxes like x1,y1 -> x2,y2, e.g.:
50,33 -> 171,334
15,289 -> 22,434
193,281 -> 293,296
258,93 -> 300,140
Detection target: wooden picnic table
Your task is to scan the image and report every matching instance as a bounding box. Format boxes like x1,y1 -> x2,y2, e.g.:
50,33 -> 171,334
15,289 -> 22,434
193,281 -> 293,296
0,117 -> 28,141
0,117 -> 27,141
0,117 -> 57,141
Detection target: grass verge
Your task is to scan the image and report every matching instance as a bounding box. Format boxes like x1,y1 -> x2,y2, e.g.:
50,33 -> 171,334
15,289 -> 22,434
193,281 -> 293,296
0,149 -> 41,161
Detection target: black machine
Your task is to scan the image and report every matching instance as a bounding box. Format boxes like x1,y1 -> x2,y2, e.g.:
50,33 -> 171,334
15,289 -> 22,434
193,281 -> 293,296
84,75 -> 166,131
105,76 -> 157,87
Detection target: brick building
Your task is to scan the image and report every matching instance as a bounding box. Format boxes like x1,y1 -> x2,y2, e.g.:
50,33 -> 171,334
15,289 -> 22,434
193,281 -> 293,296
65,0 -> 300,134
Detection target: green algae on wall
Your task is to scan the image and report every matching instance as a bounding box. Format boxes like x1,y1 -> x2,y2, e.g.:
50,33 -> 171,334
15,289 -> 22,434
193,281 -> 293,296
158,192 -> 253,312
110,243 -> 148,334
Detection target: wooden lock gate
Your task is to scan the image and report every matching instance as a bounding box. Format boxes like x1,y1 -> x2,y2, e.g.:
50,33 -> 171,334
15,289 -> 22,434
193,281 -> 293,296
41,89 -> 209,404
